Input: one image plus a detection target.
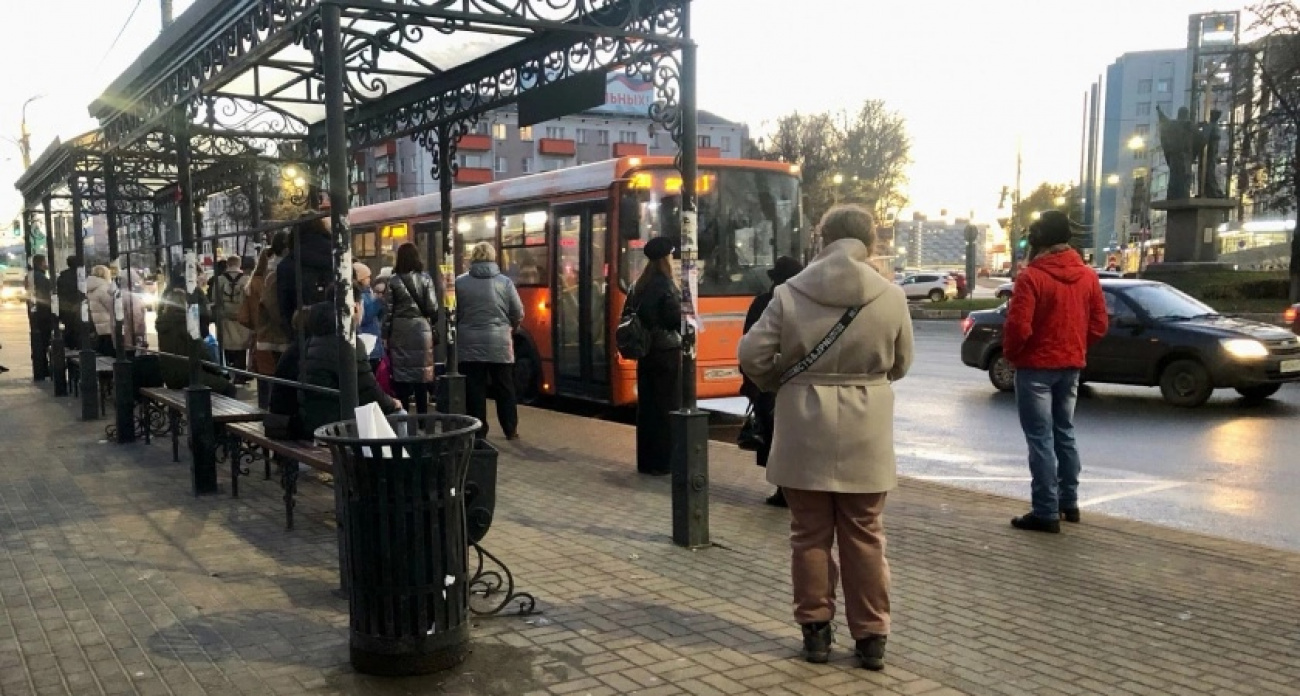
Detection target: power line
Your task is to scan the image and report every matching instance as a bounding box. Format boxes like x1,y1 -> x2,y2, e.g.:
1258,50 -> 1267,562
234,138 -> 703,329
102,0 -> 146,64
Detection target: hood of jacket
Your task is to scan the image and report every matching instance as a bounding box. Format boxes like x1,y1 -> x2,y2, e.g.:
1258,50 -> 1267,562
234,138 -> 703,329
85,275 -> 110,295
305,301 -> 338,338
784,238 -> 892,309
1028,247 -> 1091,284
296,231 -> 335,271
469,261 -> 500,279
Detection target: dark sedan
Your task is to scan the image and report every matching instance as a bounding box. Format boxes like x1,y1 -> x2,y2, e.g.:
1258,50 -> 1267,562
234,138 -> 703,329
960,279 -> 1300,407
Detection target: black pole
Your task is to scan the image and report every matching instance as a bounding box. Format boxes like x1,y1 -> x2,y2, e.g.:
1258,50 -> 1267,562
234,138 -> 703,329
670,7 -> 709,550
46,197 -> 67,396
436,124 -> 465,416
23,208 -> 41,380
71,177 -> 99,421
105,156 -> 136,443
322,3 -> 357,597
176,112 -> 218,496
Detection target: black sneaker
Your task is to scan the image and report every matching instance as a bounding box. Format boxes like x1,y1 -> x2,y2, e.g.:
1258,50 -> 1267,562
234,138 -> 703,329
1011,513 -> 1060,533
801,622 -> 833,664
855,634 -> 887,671
765,489 -> 787,508
1060,507 -> 1081,523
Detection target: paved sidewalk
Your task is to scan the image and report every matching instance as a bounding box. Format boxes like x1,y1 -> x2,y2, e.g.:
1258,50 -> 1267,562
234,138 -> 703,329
1,319 -> 1299,695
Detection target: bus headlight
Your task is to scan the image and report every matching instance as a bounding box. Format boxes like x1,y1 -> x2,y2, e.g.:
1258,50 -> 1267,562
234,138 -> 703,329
1221,338 -> 1268,359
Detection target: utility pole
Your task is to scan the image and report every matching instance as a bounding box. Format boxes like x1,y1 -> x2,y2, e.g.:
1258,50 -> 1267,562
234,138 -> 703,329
161,0 -> 174,29
18,95 -> 42,170
1011,140 -> 1023,277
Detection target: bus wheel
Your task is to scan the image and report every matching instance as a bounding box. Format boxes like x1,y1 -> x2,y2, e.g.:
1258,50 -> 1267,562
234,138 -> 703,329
513,335 -> 541,405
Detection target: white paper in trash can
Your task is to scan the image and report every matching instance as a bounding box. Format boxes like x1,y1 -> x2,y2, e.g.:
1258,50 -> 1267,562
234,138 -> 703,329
355,402 -> 400,457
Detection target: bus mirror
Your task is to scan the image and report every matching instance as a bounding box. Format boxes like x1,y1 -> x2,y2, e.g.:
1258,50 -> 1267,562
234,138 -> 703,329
619,196 -> 641,240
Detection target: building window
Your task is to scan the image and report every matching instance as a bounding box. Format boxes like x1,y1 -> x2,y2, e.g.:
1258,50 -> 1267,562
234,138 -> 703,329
721,136 -> 731,152
576,128 -> 592,145
698,135 -> 712,148
519,125 -> 534,141
521,157 -> 533,173
460,154 -> 486,169
495,156 -> 508,173
1136,102 -> 1151,117
1138,79 -> 1153,94
543,158 -> 566,171
545,126 -> 566,139
1135,124 -> 1150,136
597,130 -> 610,146
473,121 -> 489,135
378,157 -> 392,175
1156,78 -> 1171,93
619,130 -> 638,144
1157,100 -> 1172,115
493,123 -> 508,141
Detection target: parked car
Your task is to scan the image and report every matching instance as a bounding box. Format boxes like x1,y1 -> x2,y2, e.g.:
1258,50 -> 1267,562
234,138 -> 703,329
1287,303 -> 1299,335
1,277 -> 27,305
898,272 -> 957,302
995,268 -> 1120,299
960,279 -> 1300,407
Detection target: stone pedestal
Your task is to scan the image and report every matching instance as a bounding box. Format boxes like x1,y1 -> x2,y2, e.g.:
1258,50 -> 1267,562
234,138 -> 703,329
1150,198 -> 1235,263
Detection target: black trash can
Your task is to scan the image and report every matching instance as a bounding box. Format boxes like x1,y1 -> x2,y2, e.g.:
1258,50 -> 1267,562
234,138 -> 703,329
315,413 -> 481,676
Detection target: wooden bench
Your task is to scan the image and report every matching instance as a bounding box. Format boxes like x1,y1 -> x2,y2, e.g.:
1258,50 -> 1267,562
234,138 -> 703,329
138,387 -> 265,469
66,352 -> 115,416
225,421 -> 333,530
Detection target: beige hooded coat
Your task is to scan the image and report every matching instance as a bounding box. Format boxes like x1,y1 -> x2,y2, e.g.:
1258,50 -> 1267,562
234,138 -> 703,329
738,238 -> 914,494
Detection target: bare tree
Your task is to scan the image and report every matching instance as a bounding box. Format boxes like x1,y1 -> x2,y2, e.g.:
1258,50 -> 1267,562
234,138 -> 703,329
1245,1 -> 1300,217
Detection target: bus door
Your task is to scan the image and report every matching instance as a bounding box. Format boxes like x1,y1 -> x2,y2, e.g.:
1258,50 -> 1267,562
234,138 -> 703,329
552,202 -> 610,399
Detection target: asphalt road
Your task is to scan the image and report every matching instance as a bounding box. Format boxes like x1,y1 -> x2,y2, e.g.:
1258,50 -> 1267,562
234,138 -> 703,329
894,320 -> 1300,552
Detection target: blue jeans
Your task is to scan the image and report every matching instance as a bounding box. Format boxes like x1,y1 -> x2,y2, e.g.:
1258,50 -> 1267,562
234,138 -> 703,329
1014,368 -> 1082,520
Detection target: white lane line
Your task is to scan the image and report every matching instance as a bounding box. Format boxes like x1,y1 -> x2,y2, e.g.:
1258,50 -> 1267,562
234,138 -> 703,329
1077,481 -> 1190,507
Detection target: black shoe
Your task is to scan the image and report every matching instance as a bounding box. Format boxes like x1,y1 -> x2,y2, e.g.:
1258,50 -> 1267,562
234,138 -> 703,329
801,622 -> 833,664
1060,507 -> 1081,523
765,489 -> 787,508
855,634 -> 887,671
0,365 -> 9,373
1011,513 -> 1060,533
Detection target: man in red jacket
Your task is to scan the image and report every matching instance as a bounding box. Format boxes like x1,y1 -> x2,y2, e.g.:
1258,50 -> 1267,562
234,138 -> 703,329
1003,211 -> 1108,533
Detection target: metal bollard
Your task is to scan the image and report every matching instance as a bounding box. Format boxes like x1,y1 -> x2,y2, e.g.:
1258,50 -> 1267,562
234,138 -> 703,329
114,354 -> 135,443
670,409 -> 711,549
79,348 -> 98,420
186,386 -> 218,495
51,328 -> 67,397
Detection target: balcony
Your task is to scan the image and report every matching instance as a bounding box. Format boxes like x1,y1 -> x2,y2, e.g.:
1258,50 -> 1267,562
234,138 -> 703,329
459,133 -> 492,151
538,138 -> 576,156
613,142 -> 647,157
373,141 -> 397,157
698,146 -> 722,158
455,167 -> 494,185
373,173 -> 398,190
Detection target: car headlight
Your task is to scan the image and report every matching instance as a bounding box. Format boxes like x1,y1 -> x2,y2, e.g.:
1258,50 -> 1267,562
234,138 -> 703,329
1221,338 -> 1269,359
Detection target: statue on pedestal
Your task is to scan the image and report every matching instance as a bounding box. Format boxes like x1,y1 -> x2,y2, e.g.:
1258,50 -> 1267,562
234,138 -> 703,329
1198,110 -> 1224,199
1156,105 -> 1202,200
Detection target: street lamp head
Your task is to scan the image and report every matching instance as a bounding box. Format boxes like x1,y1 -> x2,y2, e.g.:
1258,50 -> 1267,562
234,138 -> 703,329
831,173 -> 844,185
1030,211 -> 1042,221
1106,173 -> 1121,186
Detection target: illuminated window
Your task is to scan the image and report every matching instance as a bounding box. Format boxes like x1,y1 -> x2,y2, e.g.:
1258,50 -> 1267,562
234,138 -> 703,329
519,125 -> 534,141
492,123 -> 508,140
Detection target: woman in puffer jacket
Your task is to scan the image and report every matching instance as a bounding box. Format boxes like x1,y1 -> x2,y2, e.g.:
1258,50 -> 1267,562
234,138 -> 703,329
382,242 -> 440,416
86,265 -> 117,357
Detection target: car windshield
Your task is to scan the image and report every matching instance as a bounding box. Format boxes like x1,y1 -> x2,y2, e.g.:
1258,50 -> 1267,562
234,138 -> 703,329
620,168 -> 803,296
1124,284 -> 1218,320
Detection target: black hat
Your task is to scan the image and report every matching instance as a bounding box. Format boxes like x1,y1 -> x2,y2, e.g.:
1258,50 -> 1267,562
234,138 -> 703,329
767,256 -> 804,284
643,236 -> 676,261
1028,210 -> 1078,248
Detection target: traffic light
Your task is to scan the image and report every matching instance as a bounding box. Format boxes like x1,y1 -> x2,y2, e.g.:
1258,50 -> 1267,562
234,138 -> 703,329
1017,234 -> 1028,251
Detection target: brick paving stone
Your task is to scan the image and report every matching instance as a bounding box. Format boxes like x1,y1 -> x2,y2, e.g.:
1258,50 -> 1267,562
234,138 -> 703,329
2,313 -> 1300,696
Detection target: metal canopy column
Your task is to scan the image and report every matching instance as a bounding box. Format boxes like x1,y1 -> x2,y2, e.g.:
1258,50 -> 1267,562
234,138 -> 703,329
176,113 -> 218,496
437,124 -> 465,416
45,196 -> 67,396
104,155 -> 136,443
670,4 -> 708,549
71,177 -> 98,421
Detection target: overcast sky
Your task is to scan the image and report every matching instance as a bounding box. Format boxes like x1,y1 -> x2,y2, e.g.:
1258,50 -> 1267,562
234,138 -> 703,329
0,0 -> 1257,226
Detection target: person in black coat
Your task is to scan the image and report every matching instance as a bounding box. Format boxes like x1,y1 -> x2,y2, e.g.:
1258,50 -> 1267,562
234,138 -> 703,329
276,217 -> 336,338
56,256 -> 84,349
628,236 -> 683,476
26,255 -> 54,380
741,256 -> 804,507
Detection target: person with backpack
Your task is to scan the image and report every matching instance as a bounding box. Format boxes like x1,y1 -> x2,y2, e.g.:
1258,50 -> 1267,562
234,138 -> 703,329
623,236 -> 682,476
382,242 -> 440,417
215,255 -> 252,380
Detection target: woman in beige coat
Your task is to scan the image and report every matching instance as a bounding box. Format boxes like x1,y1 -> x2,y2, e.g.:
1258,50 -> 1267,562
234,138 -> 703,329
738,204 -> 914,671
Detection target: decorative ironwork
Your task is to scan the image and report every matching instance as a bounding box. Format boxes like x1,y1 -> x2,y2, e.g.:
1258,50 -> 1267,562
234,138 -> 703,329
413,116 -> 481,181
468,542 -> 538,617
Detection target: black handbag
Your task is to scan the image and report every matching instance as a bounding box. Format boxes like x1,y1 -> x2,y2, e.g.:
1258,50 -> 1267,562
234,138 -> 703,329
736,405 -> 765,451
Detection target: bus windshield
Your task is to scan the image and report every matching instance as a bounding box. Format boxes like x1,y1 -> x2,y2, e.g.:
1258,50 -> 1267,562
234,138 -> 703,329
620,168 -> 803,296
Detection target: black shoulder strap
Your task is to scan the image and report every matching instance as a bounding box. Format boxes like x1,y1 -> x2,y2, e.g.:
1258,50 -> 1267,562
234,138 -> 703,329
779,305 -> 864,386
399,273 -> 432,318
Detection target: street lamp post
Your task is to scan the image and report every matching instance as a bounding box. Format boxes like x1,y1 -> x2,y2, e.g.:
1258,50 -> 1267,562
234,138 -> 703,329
18,95 -> 43,170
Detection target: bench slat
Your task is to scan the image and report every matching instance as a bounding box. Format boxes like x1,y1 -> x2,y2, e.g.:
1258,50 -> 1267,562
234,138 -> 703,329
140,387 -> 264,424
226,422 -> 332,472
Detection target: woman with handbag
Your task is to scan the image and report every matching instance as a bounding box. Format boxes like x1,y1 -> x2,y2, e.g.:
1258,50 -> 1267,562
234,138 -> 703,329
382,242 -> 440,417
237,247 -> 286,409
739,205 -> 914,671
741,255 -> 804,508
626,236 -> 682,476
455,242 -> 525,441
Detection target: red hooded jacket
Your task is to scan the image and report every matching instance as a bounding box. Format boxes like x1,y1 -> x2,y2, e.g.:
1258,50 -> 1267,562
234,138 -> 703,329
1003,249 -> 1108,370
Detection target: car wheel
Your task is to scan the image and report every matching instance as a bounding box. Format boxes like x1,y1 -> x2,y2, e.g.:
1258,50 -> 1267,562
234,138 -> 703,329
1235,384 -> 1281,402
996,290 -> 1012,299
988,352 -> 1015,392
1159,359 -> 1213,408
928,289 -> 945,302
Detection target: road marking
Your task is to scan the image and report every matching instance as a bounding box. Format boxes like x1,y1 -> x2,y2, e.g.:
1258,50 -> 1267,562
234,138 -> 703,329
1077,481 -> 1190,507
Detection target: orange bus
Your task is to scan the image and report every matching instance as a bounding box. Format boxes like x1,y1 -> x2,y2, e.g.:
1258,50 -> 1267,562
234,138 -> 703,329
348,156 -> 805,406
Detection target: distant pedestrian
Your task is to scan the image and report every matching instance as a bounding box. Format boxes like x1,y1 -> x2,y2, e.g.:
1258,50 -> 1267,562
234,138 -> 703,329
1002,210 -> 1108,533
383,242 -> 440,417
353,262 -> 385,372
56,256 -> 84,349
739,205 -> 913,670
86,265 -> 117,357
215,255 -> 252,379
455,242 -> 525,441
741,255 -> 804,507
26,255 -> 53,380
626,236 -> 682,476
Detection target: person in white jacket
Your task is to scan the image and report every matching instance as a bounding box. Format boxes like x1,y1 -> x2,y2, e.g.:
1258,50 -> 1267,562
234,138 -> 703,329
86,266 -> 117,357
